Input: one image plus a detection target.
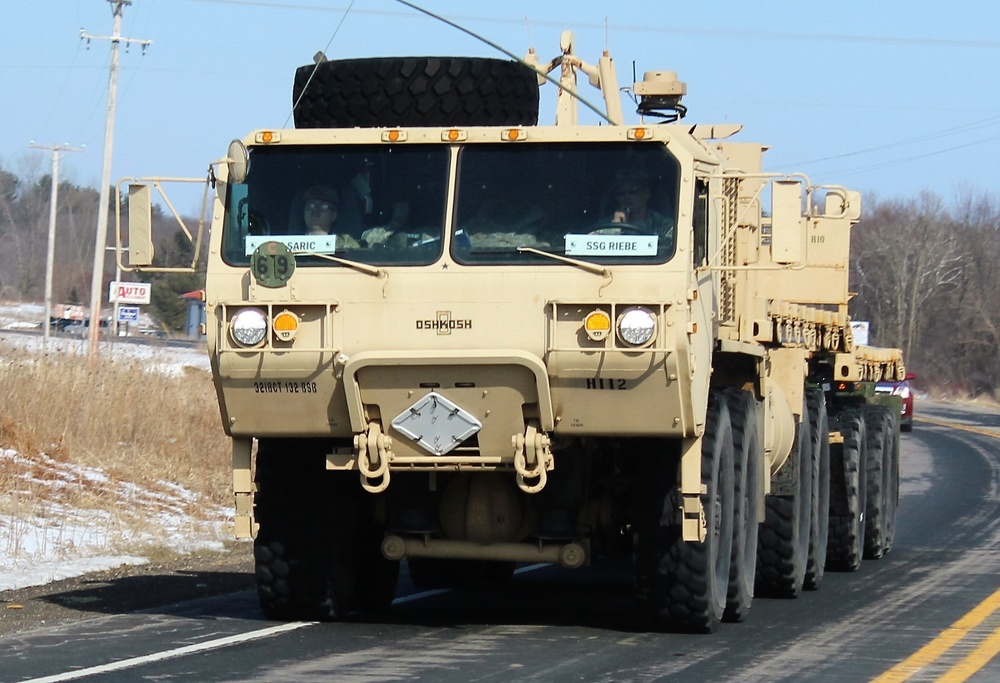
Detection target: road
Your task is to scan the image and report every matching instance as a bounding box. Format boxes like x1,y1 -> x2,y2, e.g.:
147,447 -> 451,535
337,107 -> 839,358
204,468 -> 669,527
2,400 -> 999,682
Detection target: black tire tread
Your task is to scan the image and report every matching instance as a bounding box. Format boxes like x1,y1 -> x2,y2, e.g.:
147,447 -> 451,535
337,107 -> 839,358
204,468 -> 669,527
292,57 -> 540,129
756,395 -> 812,598
826,409 -> 867,571
804,389 -> 831,590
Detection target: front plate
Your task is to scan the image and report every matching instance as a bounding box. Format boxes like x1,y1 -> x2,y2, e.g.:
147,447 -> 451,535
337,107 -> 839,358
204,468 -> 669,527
390,391 -> 482,455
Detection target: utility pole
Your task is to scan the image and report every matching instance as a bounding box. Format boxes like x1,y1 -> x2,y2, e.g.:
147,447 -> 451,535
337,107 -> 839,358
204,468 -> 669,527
81,0 -> 152,363
29,142 -> 84,354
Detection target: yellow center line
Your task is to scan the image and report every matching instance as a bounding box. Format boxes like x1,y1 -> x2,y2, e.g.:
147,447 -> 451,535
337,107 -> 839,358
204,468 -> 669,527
915,415 -> 1000,440
872,587 -> 1000,682
871,413 -> 1000,681
938,625 -> 1000,682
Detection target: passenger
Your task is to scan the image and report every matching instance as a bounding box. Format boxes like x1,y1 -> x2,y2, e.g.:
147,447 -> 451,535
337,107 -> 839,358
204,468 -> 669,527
598,168 -> 674,240
302,186 -> 338,235
301,185 -> 360,248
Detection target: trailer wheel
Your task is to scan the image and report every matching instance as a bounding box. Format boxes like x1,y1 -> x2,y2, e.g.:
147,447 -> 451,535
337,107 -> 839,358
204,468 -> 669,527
804,389 -> 831,590
723,388 -> 762,622
826,410 -> 868,570
645,391 -> 735,632
253,439 -> 398,620
291,57 -> 540,129
863,405 -> 895,558
883,417 -> 901,553
756,395 -> 813,598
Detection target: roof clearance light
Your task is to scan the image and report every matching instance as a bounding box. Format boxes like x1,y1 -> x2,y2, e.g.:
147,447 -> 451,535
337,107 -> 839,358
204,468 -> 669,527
256,131 -> 281,144
501,128 -> 526,141
230,308 -> 268,347
272,310 -> 300,342
382,130 -> 407,142
443,129 -> 467,141
583,310 -> 612,342
628,128 -> 654,141
618,308 -> 657,346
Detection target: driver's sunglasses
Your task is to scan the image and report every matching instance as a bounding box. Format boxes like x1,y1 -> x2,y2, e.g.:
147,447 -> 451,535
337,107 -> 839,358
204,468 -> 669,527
305,200 -> 337,212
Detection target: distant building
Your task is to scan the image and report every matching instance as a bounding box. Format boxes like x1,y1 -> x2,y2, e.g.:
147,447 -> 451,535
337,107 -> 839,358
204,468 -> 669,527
181,290 -> 207,339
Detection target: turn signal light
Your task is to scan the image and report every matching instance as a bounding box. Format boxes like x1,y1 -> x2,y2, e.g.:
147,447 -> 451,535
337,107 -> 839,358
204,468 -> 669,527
584,310 -> 612,342
273,310 -> 299,342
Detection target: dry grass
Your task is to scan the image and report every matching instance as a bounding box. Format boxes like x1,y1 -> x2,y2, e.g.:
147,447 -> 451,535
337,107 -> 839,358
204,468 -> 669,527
0,340 -> 232,558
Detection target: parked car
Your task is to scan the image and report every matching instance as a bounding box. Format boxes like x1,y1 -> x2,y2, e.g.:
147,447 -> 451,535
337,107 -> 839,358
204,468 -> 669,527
875,372 -> 916,432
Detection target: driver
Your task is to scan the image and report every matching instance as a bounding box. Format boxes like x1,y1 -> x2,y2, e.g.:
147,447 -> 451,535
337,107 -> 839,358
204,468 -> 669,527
601,168 -> 674,240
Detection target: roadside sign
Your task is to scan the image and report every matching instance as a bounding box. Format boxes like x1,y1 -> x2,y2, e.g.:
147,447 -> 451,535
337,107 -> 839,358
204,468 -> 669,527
851,320 -> 870,346
117,306 -> 140,323
109,281 -> 151,305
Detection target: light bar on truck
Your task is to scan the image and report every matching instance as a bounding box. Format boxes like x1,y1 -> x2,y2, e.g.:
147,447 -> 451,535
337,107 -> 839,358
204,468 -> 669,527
500,128 -> 527,141
442,129 -> 467,142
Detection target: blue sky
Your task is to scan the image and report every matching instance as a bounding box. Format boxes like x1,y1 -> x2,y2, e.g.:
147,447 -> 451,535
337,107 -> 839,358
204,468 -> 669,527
4,0 -> 1000,214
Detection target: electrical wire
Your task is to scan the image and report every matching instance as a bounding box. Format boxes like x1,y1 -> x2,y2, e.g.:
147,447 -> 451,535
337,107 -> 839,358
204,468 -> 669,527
284,0 -> 358,128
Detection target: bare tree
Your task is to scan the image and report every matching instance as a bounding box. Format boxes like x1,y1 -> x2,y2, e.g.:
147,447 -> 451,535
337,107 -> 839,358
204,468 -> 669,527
851,192 -> 964,363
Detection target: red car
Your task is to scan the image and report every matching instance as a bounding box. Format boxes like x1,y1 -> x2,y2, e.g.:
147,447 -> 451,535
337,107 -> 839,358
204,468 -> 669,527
875,372 -> 915,432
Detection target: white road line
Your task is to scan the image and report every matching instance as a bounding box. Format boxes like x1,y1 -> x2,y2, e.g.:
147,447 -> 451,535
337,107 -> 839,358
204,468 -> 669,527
20,622 -> 314,683
23,563 -> 551,682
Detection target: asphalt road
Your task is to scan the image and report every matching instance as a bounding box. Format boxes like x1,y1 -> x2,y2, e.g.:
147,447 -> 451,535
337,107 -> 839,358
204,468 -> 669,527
2,400 -> 1000,682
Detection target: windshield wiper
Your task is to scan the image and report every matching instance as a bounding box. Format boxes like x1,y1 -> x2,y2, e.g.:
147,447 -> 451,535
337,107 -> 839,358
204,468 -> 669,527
306,252 -> 386,279
516,246 -> 611,277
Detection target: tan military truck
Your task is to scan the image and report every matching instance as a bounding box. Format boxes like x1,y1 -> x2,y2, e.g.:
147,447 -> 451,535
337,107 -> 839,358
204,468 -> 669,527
120,31 -> 903,632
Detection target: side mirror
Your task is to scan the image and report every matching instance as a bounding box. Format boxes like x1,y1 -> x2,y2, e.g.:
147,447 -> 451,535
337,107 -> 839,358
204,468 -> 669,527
227,139 -> 249,184
770,180 -> 805,264
127,184 -> 155,267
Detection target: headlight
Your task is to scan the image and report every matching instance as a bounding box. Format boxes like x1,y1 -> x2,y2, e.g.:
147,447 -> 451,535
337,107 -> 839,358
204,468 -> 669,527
617,307 -> 657,346
230,308 -> 268,347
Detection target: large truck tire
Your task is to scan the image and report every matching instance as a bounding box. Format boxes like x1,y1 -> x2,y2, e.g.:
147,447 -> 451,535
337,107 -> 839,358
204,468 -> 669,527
291,57 -> 540,129
863,405 -> 896,559
637,391 -> 734,632
804,389 -> 831,590
826,410 -> 868,570
722,388 -> 762,622
253,439 -> 398,620
883,416 -> 901,553
756,395 -> 813,598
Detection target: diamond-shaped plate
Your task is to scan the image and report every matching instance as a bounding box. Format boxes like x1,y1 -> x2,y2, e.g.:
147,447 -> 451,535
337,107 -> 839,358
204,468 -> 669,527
390,391 -> 482,455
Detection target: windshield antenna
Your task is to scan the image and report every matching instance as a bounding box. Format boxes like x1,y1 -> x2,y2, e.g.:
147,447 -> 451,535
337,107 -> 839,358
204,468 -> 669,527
392,0 -> 612,124
286,0 -> 358,128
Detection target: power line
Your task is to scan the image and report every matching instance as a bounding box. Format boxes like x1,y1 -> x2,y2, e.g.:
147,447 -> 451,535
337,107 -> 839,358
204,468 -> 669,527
180,0 -> 1000,50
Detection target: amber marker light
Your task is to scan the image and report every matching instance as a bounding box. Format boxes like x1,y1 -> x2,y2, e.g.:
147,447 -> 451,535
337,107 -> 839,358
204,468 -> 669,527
584,310 -> 612,342
628,127 -> 657,141
273,310 -> 300,342
501,128 -> 526,141
442,129 -> 467,141
256,131 -> 281,144
382,130 -> 407,142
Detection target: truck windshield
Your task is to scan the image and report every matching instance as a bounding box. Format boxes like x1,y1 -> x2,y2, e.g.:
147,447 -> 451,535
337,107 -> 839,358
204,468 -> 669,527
221,145 -> 449,266
453,142 -> 680,266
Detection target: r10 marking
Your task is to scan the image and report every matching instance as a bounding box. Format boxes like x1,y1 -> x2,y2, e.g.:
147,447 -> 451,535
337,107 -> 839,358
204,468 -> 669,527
586,378 -> 628,390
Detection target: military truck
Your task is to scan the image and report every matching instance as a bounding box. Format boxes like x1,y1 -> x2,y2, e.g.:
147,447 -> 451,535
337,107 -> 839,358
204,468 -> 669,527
120,31 -> 903,632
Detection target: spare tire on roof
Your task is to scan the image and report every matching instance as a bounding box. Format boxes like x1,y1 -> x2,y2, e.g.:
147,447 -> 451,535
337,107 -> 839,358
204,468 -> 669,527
291,56 -> 540,129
